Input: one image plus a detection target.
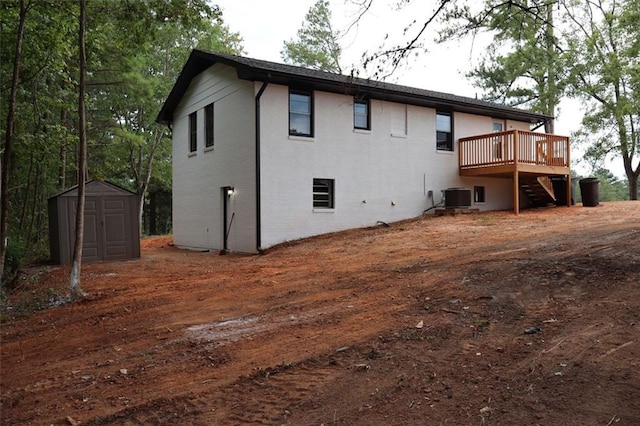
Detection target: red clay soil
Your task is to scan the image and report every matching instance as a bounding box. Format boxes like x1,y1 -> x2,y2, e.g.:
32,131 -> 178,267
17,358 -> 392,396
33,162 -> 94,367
1,202 -> 639,425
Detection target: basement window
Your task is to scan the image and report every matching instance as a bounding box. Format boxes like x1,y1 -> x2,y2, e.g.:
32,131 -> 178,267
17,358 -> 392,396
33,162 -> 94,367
474,186 -> 486,203
313,178 -> 334,209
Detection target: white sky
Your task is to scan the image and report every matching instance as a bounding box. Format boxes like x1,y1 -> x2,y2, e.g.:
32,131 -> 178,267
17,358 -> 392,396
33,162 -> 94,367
214,0 -> 625,178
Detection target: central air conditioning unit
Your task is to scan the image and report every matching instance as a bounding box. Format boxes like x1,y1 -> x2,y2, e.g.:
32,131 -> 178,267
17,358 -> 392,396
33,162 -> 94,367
444,188 -> 472,209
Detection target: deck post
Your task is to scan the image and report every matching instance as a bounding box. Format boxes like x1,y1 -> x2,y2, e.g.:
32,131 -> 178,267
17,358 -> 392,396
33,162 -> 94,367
566,138 -> 572,208
513,130 -> 520,215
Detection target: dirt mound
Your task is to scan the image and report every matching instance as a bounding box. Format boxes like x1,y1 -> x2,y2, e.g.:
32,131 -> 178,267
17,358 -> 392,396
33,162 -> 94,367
140,235 -> 173,249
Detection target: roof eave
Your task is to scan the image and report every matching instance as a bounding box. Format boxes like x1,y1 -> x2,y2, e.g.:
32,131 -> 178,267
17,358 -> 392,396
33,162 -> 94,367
156,50 -> 551,127
241,70 -> 549,125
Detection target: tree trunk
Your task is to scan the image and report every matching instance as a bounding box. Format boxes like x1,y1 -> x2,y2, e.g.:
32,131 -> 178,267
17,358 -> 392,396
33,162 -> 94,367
544,1 -> 556,135
133,127 -> 164,234
629,176 -> 638,201
70,0 -> 88,299
623,157 -> 639,200
0,0 -> 28,283
59,109 -> 68,189
19,153 -> 34,229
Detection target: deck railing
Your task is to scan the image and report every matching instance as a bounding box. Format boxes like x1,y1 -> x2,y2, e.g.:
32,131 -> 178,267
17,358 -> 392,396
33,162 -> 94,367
459,130 -> 570,170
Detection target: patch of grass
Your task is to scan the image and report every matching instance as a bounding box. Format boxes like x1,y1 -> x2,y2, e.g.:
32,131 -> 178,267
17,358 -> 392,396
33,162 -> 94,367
473,319 -> 490,329
6,287 -> 62,318
472,215 -> 497,226
395,327 -> 425,341
1,269 -> 68,322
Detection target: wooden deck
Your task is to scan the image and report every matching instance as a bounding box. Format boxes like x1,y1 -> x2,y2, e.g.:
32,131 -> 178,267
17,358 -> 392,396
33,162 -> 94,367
458,130 -> 571,214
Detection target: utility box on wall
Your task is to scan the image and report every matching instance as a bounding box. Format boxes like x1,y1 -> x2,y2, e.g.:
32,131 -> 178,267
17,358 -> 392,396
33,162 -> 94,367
48,180 -> 140,264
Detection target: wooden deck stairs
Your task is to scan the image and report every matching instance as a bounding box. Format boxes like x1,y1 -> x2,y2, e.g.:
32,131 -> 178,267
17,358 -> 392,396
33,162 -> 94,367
520,176 -> 555,207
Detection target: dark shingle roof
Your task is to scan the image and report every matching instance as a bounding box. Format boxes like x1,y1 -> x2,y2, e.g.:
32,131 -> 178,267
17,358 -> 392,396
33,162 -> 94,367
156,49 -> 551,126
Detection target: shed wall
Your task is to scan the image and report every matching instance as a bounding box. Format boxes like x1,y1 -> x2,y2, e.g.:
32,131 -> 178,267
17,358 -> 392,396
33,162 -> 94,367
48,181 -> 140,264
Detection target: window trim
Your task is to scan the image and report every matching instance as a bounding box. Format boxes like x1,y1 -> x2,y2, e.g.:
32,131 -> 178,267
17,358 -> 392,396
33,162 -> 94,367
189,111 -> 197,153
289,89 -> 314,137
353,97 -> 370,130
205,103 -> 214,148
313,178 -> 334,210
436,111 -> 453,152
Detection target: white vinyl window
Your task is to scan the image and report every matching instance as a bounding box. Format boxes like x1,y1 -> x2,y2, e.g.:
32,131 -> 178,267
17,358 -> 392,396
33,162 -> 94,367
354,98 -> 370,130
289,90 -> 313,137
189,111 -> 197,153
436,111 -> 452,151
205,103 -> 214,148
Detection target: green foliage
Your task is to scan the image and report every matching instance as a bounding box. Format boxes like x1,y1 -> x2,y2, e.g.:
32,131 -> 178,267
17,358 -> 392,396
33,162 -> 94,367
441,0 -> 566,131
281,0 -> 342,73
562,0 -> 640,199
0,0 -> 244,273
574,169 -> 629,203
438,0 -> 639,198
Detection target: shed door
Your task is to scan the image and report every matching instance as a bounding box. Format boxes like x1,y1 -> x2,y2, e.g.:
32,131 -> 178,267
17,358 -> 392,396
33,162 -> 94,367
70,197 -> 102,262
102,197 -> 130,261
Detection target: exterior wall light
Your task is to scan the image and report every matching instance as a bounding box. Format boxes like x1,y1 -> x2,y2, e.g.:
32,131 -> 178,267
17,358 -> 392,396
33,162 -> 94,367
227,187 -> 235,197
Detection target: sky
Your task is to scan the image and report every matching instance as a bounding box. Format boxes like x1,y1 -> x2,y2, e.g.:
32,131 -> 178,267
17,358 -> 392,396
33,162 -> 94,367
213,0 -> 624,178
214,0 -> 482,94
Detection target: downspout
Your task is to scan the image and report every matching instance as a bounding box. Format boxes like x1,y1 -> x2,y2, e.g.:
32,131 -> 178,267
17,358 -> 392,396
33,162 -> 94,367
255,79 -> 269,253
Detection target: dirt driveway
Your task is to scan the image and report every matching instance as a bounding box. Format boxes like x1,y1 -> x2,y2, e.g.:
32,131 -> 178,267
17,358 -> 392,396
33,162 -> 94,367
1,202 -> 639,425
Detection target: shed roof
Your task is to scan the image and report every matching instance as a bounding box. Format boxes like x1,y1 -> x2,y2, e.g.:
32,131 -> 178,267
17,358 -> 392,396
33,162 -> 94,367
49,180 -> 137,199
156,49 -> 552,126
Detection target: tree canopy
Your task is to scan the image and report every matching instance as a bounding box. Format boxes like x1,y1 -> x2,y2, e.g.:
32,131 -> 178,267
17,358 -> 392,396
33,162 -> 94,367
354,0 -> 639,199
281,0 -> 342,73
0,0 -> 243,283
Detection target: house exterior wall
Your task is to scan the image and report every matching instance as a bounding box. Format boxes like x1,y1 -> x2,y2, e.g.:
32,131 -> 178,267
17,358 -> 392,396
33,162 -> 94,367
172,63 -> 257,252
170,64 -> 537,253
258,86 -> 521,249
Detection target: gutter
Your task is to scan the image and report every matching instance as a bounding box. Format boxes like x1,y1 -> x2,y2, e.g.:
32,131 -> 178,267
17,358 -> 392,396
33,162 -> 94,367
255,80 -> 269,253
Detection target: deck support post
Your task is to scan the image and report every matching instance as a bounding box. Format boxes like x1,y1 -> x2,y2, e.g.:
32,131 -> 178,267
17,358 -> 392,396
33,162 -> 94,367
565,139 -> 572,208
513,171 -> 520,215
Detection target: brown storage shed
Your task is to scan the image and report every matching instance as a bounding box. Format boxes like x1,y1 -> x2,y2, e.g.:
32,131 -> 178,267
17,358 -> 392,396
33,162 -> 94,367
48,180 -> 140,264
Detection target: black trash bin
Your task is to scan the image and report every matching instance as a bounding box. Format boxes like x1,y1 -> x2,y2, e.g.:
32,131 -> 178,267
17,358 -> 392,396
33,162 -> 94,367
551,176 -> 575,206
579,177 -> 600,207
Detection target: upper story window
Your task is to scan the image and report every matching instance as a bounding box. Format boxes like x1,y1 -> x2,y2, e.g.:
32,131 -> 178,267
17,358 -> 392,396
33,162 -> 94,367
436,111 -> 452,151
205,103 -> 214,148
289,89 -> 313,137
189,111 -> 197,153
354,98 -> 370,130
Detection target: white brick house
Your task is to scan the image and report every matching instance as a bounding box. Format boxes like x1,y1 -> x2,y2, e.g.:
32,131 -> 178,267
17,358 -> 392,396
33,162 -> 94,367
157,50 -> 570,253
